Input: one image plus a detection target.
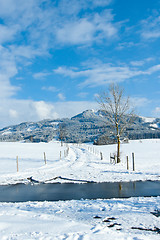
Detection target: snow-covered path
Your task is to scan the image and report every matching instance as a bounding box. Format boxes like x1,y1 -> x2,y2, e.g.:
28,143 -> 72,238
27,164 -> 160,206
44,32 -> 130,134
0,139 -> 160,185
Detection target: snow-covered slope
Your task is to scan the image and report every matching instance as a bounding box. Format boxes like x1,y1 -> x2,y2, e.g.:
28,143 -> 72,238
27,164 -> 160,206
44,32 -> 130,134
0,120 -> 59,142
0,110 -> 160,143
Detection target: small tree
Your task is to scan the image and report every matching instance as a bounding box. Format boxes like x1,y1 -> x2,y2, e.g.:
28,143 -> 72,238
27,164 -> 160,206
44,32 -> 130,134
59,123 -> 67,146
97,83 -> 135,163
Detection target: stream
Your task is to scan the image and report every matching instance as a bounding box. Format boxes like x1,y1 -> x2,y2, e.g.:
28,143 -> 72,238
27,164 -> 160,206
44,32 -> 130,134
0,180 -> 160,202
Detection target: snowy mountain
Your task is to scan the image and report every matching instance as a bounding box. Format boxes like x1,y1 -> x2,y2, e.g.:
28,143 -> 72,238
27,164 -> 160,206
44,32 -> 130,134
0,110 -> 160,143
0,119 -> 60,143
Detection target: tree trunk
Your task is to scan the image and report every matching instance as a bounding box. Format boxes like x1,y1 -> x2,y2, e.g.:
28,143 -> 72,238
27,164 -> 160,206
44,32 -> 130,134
117,135 -> 120,163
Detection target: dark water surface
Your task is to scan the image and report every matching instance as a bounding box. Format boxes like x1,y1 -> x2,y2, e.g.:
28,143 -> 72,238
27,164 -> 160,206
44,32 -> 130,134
0,181 -> 160,202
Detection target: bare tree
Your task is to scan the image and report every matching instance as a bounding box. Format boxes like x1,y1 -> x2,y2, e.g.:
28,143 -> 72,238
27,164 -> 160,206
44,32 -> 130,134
58,123 -> 67,146
97,83 -> 135,163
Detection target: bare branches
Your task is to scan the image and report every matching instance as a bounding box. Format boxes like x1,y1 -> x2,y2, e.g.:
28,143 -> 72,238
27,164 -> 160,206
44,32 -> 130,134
97,83 -> 135,163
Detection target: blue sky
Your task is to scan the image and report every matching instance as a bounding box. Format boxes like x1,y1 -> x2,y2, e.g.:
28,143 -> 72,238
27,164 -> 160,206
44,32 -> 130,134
0,0 -> 160,127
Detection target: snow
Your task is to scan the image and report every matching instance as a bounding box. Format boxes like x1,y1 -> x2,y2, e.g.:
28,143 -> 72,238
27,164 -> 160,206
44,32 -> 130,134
1,130 -> 12,135
27,127 -> 37,132
141,116 -> 156,123
0,139 -> 160,184
50,121 -> 59,126
0,197 -> 160,239
150,123 -> 159,129
0,139 -> 160,239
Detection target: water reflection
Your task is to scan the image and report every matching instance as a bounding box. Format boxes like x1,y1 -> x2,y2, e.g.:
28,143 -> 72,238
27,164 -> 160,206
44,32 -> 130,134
0,181 -> 160,202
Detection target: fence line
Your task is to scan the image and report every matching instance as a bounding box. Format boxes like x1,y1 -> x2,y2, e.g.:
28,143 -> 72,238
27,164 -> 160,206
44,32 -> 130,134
126,156 -> 129,170
110,153 -> 116,164
16,156 -> 19,172
132,152 -> 135,171
44,152 -> 47,165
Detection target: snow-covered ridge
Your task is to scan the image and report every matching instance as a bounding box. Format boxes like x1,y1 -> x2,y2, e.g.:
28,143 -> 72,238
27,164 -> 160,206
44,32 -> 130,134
0,110 -> 160,143
140,116 -> 156,123
140,116 -> 160,129
0,120 -> 59,142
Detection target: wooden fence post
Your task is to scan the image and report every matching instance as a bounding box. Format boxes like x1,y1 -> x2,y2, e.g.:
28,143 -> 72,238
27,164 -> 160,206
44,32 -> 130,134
44,152 -> 47,165
132,152 -> 135,171
60,151 -> 62,160
67,147 -> 69,156
16,156 -> 19,172
110,153 -> 116,164
119,183 -> 122,191
100,152 -> 103,160
126,156 -> 129,170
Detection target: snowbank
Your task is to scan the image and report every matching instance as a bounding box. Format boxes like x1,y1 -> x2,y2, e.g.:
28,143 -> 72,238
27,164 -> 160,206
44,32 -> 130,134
0,197 -> 160,239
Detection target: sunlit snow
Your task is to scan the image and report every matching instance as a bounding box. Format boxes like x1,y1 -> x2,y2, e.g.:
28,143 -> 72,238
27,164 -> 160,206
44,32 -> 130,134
0,139 -> 160,239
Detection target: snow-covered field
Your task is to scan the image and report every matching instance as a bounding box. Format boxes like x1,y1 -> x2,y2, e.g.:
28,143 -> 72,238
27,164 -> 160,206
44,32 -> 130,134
0,139 -> 160,239
0,139 -> 160,184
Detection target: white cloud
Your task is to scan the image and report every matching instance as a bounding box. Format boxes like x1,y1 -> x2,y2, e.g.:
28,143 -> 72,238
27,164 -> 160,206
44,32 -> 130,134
77,92 -> 89,98
0,78 -> 19,99
58,0 -> 112,15
0,0 -> 116,51
0,0 -> 118,102
10,45 -> 45,60
33,101 -> 57,119
0,45 -> 20,99
130,97 -> 151,108
0,99 -> 57,127
54,63 -> 160,87
56,19 -> 95,45
130,58 -> 155,67
54,64 -> 139,87
154,107 -> 160,113
52,101 -> 98,118
0,24 -> 18,44
9,109 -> 18,118
0,0 -> 116,54
33,72 -> 50,80
0,99 -> 98,128
55,10 -> 118,45
0,0 -> 55,57
54,66 -> 83,78
42,86 -> 57,92
142,31 -> 160,39
141,15 -> 160,40
91,0 -> 112,7
58,93 -> 66,101
152,106 -> 160,118
130,60 -> 145,67
1,0 -> 159,128
147,64 -> 160,74
0,0 -> 117,129
0,0 -> 118,105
